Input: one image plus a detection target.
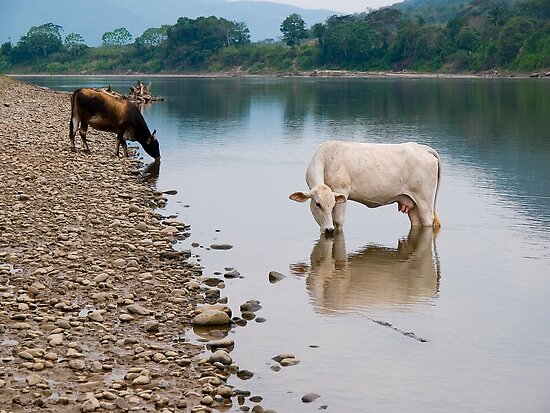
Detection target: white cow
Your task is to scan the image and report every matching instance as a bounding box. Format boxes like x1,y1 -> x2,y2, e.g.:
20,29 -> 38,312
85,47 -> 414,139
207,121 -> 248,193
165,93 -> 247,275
289,141 -> 441,234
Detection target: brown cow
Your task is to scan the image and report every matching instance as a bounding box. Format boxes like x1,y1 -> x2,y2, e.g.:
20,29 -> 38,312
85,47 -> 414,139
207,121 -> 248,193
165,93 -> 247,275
69,88 -> 160,160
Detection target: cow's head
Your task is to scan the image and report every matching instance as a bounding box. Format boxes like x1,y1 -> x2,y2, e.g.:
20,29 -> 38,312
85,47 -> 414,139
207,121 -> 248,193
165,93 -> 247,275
141,129 -> 161,160
289,184 -> 347,235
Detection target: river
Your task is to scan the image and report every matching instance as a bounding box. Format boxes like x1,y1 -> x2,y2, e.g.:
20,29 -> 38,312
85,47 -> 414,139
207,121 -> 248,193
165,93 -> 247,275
15,75 -> 550,412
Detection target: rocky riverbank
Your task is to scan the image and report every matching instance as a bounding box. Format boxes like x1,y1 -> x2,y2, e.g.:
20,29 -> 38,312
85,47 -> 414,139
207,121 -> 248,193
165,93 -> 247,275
0,77 -> 251,412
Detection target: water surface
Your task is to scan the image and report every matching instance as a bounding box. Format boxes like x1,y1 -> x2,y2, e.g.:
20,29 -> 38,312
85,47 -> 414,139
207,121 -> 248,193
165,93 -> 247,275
17,75 -> 550,412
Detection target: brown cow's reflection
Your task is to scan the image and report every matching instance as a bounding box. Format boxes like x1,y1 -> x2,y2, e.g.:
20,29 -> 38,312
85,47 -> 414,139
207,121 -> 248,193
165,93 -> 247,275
291,228 -> 441,313
143,159 -> 161,184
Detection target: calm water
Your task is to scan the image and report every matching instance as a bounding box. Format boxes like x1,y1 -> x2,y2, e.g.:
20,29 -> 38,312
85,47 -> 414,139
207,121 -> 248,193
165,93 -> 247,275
17,75 -> 550,412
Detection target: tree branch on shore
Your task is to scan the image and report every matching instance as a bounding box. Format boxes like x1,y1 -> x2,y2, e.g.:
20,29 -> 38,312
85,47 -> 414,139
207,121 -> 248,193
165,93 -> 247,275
102,80 -> 164,104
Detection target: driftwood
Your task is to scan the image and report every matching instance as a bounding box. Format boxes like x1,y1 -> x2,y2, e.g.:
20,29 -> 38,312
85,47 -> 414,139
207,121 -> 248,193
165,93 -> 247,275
101,80 -> 164,104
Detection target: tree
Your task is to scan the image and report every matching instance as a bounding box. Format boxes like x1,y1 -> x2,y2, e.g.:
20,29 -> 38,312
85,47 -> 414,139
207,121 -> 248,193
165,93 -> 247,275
488,7 -> 509,27
391,20 -> 426,67
457,26 -> 480,52
227,21 -> 251,47
319,18 -> 384,67
102,28 -> 132,46
64,32 -> 87,56
497,16 -> 535,65
0,41 -> 13,72
15,23 -> 63,59
135,26 -> 170,49
311,22 -> 326,41
280,13 -> 307,47
1,41 -> 13,58
165,16 -> 250,68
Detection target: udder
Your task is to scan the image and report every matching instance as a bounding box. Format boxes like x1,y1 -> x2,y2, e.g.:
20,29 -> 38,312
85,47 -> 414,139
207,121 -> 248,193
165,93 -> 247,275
395,194 -> 415,214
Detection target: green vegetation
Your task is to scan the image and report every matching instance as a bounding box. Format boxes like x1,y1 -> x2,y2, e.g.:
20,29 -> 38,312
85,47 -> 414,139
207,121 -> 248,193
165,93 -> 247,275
280,13 -> 308,47
1,0 -> 548,74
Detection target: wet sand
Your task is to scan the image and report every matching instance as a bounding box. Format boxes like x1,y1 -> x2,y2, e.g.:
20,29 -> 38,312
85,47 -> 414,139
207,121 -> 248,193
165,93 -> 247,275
0,77 -> 233,412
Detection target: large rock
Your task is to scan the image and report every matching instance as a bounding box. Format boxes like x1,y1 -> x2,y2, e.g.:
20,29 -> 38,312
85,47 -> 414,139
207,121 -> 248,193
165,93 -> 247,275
192,310 -> 231,326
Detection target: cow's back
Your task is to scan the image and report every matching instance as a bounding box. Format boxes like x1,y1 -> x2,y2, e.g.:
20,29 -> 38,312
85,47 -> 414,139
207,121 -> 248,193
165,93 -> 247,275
72,88 -> 130,131
308,141 -> 439,205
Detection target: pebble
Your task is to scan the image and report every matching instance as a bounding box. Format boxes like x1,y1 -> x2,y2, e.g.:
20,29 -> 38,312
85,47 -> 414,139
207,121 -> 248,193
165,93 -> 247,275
272,353 -> 300,367
268,271 -> 286,283
133,374 -> 151,385
301,393 -> 321,403
210,244 -> 234,250
152,353 -> 166,362
217,385 -> 233,398
236,369 -> 254,380
55,319 -> 71,329
88,310 -> 104,322
18,350 -> 34,360
209,350 -> 232,365
143,320 -> 159,332
48,333 -> 64,346
240,300 -> 262,312
241,311 -> 256,320
201,395 -> 214,405
69,359 -> 86,370
113,258 -> 127,268
280,357 -> 300,367
224,269 -> 240,278
93,273 -> 109,283
207,337 -> 235,350
81,394 -> 101,412
26,373 -> 42,386
127,304 -> 151,315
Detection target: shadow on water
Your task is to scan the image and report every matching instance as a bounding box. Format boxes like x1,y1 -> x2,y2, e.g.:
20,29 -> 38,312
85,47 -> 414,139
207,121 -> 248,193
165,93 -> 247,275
292,227 -> 441,314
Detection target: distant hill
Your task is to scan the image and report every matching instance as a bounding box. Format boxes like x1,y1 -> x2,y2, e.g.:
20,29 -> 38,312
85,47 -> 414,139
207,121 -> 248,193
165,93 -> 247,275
0,0 -> 338,46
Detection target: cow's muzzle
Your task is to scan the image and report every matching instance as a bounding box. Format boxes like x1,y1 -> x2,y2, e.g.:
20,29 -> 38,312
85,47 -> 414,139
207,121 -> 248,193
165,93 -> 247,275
324,227 -> 335,236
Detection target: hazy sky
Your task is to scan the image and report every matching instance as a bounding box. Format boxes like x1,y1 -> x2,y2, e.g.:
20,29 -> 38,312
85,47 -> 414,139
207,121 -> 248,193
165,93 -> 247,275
245,0 -> 398,13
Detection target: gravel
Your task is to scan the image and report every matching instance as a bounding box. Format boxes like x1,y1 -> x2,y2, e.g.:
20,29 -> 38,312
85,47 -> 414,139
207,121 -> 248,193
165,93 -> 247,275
0,76 -> 208,412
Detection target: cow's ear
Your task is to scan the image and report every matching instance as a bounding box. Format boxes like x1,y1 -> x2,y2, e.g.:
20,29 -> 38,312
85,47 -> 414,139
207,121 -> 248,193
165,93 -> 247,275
334,193 -> 347,204
289,191 -> 310,203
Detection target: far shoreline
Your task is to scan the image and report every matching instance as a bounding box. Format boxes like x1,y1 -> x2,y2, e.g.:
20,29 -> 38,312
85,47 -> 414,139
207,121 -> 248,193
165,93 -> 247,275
7,69 -> 550,80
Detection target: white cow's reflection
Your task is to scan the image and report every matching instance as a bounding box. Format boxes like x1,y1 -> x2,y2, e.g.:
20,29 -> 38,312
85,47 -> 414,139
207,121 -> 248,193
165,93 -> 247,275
291,228 -> 441,313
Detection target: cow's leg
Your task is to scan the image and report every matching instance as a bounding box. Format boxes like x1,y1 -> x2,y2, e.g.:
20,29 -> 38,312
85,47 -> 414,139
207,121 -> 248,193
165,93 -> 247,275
114,136 -> 120,157
69,117 -> 78,152
433,210 -> 441,228
117,134 -> 129,157
332,202 -> 346,229
407,207 -> 423,226
411,197 -> 437,227
78,122 -> 90,153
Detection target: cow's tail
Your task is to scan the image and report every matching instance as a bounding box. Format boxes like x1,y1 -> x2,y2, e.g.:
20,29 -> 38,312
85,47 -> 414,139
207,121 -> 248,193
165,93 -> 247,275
428,147 -> 441,228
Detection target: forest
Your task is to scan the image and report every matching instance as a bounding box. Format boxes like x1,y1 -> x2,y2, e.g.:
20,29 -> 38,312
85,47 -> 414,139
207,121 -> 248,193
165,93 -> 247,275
0,0 -> 548,74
